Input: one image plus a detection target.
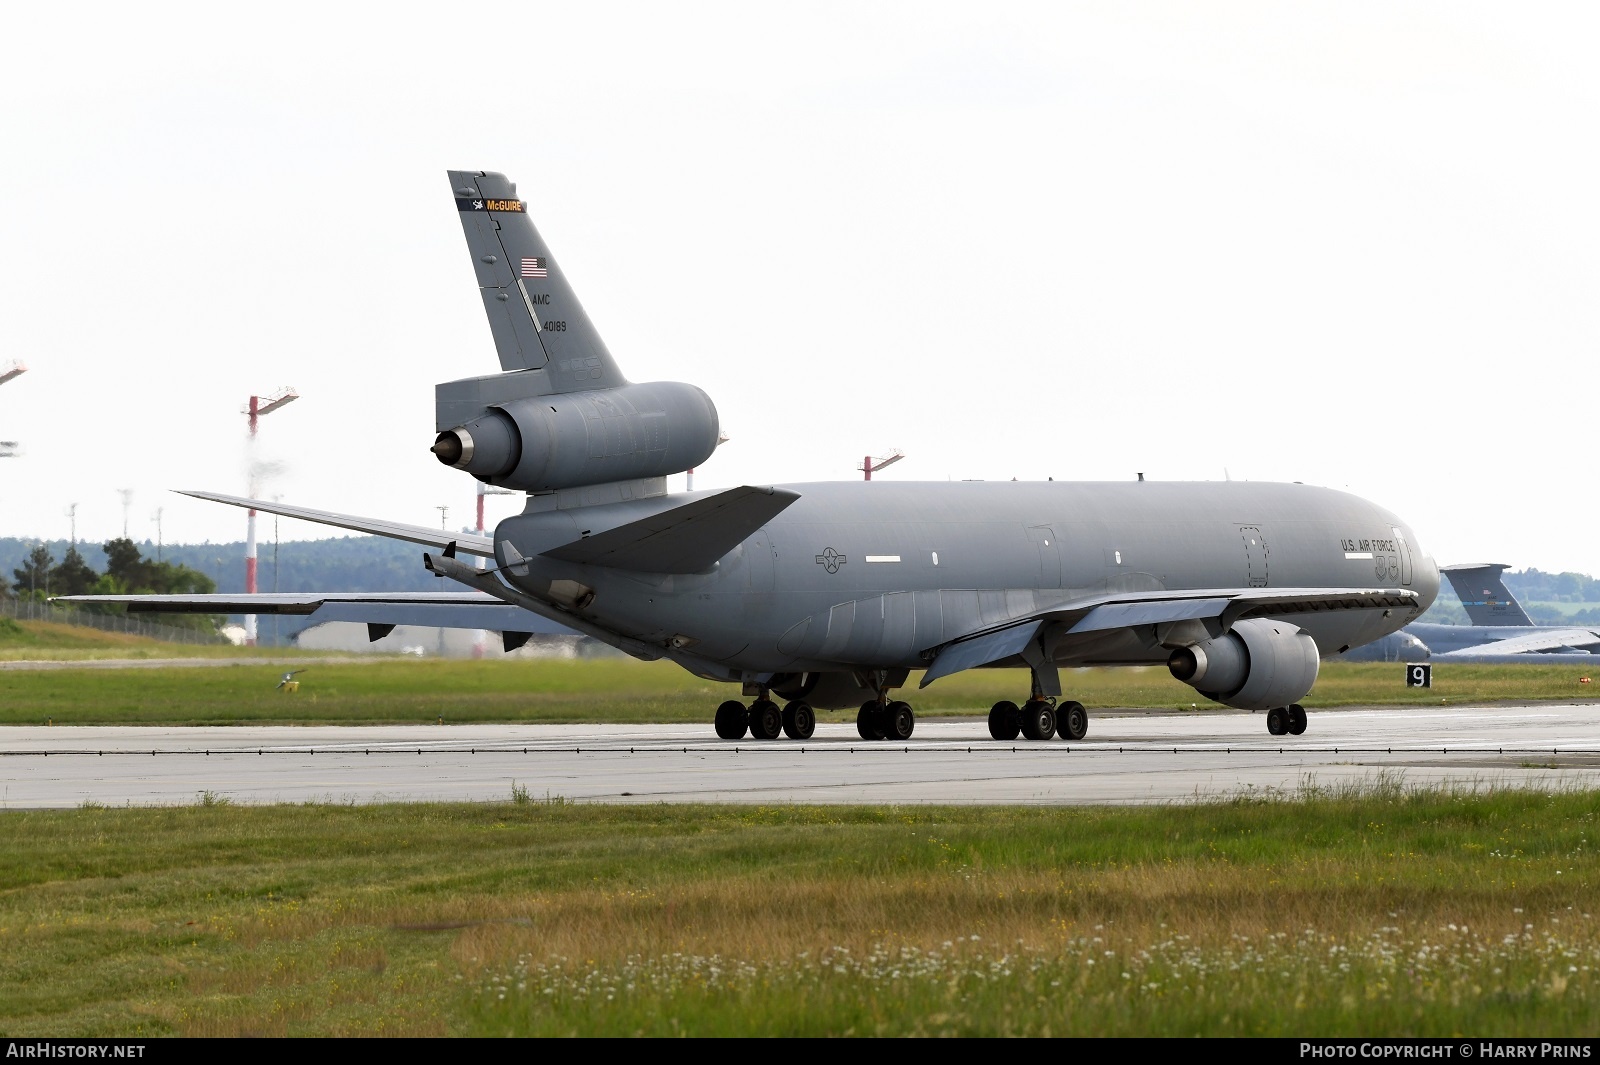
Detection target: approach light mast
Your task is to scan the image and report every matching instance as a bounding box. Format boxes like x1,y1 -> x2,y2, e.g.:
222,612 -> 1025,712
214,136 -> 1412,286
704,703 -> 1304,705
243,387 -> 298,646
859,449 -> 905,481
0,361 -> 27,458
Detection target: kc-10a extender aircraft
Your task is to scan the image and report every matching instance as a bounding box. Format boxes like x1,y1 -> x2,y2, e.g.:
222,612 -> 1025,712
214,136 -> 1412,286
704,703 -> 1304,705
67,169 -> 1441,742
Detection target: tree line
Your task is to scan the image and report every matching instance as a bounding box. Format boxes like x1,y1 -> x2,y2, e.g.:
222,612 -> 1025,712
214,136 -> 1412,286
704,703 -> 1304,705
4,538 -> 214,602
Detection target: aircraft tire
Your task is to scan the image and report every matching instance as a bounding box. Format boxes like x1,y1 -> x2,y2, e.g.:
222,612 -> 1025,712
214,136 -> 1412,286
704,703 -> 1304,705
1057,701 -> 1088,742
1266,707 -> 1289,736
1019,700 -> 1056,741
715,699 -> 750,740
988,701 -> 1021,741
1286,704 -> 1307,736
886,701 -> 915,740
749,699 -> 783,740
782,701 -> 816,740
857,701 -> 887,741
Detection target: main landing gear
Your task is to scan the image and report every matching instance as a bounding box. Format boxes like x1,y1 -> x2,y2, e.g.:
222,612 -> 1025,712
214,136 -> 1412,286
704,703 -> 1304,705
986,669 -> 1090,742
1265,704 -> 1308,736
714,695 -> 817,740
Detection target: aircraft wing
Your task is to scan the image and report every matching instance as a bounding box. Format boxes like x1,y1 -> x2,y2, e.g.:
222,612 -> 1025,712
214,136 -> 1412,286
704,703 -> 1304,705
1433,627 -> 1600,658
176,490 -> 495,558
920,586 -> 1420,687
53,591 -> 579,645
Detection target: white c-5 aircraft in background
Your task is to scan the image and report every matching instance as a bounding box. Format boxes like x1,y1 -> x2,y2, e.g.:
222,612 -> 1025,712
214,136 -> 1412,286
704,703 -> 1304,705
1409,564 -> 1600,661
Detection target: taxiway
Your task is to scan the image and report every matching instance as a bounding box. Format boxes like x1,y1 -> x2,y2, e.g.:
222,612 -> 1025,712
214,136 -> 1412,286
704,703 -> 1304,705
2,703 -> 1598,808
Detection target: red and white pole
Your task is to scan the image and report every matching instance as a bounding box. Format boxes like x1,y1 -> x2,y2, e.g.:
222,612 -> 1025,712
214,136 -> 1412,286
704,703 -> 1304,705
245,396 -> 260,646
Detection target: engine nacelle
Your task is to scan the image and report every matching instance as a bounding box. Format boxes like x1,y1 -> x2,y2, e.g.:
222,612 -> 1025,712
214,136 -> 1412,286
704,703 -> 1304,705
431,380 -> 719,493
1166,617 -> 1320,712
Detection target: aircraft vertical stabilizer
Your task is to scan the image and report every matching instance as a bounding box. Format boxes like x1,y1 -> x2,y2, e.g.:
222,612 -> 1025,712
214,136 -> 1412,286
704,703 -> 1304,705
1441,563 -> 1535,626
447,170 -> 625,392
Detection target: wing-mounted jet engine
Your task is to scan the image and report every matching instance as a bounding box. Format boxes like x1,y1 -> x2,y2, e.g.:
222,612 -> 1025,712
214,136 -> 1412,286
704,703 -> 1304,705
1165,618 -> 1321,736
432,170 -> 719,494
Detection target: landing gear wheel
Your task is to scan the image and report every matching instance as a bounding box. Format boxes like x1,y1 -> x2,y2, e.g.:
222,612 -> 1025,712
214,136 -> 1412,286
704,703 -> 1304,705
988,700 -> 1021,741
885,701 -> 915,740
1056,700 -> 1088,742
1019,700 -> 1057,741
1286,703 -> 1307,736
1266,706 -> 1289,736
857,701 -> 888,741
715,699 -> 749,740
748,699 -> 782,740
782,700 -> 816,740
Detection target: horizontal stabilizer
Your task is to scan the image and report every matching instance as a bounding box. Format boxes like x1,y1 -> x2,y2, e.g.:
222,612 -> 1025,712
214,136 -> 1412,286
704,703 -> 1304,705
177,490 -> 494,558
541,486 -> 800,573
53,591 -> 576,636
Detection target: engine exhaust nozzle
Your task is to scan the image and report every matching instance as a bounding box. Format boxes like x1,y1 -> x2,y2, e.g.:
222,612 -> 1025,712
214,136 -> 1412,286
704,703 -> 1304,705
431,429 -> 473,468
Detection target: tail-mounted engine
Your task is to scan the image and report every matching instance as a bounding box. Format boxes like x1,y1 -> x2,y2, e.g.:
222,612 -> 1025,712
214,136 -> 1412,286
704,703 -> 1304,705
1166,617 -> 1320,712
432,380 -> 719,493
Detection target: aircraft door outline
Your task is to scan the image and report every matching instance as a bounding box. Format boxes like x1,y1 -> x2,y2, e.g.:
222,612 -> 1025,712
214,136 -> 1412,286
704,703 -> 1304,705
1393,527 -> 1413,587
1238,526 -> 1268,588
1027,525 -> 1061,589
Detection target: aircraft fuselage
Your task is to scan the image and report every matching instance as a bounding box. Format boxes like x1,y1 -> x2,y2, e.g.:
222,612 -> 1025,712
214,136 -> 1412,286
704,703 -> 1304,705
495,478 -> 1439,679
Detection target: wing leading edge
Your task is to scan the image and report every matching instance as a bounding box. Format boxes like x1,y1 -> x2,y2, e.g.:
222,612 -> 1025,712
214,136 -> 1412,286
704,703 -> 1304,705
919,586 -> 1420,687
176,490 -> 495,558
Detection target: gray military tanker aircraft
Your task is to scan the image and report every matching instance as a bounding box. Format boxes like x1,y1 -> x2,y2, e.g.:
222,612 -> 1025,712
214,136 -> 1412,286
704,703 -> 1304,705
65,169 -> 1441,742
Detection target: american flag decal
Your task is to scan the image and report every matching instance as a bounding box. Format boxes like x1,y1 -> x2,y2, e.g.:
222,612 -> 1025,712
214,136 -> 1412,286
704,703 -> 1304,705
520,257 -> 548,278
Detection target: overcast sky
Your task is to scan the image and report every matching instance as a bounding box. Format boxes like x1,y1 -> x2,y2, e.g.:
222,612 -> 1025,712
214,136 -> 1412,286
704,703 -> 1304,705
1,3 -> 1597,576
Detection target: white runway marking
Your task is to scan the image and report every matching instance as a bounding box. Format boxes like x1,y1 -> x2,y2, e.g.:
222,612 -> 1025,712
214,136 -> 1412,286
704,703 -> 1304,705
1,704 -> 1598,808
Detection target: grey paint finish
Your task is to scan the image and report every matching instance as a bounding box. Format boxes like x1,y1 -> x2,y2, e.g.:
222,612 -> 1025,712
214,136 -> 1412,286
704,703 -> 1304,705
447,169 -> 623,388
493,477 -> 1435,677
62,169 -> 1444,721
1441,563 -> 1532,626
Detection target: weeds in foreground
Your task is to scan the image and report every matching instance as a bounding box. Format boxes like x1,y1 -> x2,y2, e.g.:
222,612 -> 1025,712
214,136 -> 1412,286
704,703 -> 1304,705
0,783 -> 1596,1036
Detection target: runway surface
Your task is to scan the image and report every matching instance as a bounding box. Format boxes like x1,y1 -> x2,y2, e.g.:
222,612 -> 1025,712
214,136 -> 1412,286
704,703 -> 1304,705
2,704 -> 1599,808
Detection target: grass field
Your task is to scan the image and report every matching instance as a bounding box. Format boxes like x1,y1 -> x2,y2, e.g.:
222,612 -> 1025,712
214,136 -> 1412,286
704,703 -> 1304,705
0,785 -> 1595,1037
0,616 -> 325,663
1,651 -> 1598,726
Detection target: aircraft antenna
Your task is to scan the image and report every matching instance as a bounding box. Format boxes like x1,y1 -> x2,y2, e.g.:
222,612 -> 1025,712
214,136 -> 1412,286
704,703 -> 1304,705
242,387 -> 299,646
860,449 -> 905,481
